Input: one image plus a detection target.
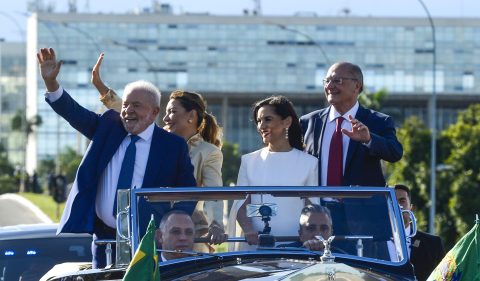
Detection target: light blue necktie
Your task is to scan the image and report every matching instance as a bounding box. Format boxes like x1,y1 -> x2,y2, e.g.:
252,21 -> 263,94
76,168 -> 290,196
113,135 -> 140,216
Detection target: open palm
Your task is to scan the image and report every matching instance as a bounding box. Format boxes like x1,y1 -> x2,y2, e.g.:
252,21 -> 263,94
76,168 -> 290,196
37,48 -> 62,82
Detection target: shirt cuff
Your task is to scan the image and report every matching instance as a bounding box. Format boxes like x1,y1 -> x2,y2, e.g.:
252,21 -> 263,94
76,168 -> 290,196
362,139 -> 372,148
45,86 -> 64,102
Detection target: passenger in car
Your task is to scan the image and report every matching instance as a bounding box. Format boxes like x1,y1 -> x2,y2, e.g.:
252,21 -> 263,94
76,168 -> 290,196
155,210 -> 195,261
278,204 -> 333,251
92,54 -> 227,250
235,96 -> 319,246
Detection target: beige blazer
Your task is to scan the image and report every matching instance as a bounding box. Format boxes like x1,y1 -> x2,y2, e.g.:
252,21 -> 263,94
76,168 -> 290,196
187,134 -> 223,187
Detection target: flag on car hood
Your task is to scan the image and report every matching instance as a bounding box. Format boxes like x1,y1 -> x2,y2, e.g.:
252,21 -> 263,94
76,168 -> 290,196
123,216 -> 160,281
427,215 -> 479,281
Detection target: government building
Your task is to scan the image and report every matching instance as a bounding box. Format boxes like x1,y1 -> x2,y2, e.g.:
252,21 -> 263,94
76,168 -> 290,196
24,9 -> 480,171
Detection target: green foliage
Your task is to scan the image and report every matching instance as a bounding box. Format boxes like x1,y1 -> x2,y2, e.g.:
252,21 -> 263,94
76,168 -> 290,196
390,105 -> 480,250
57,147 -> 83,183
388,116 -> 431,230
221,141 -> 241,186
37,158 -> 56,176
35,147 -> 82,193
358,88 -> 388,111
0,143 -> 18,194
441,104 -> 480,238
10,110 -> 43,135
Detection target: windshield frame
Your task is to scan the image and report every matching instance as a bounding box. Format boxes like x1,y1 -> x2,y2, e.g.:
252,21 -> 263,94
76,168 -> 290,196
128,186 -> 409,265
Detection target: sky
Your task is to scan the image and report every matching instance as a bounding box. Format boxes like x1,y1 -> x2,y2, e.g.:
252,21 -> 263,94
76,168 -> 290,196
0,0 -> 479,42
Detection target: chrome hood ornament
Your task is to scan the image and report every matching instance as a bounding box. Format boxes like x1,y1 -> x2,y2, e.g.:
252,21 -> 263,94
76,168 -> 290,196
316,235 -> 336,263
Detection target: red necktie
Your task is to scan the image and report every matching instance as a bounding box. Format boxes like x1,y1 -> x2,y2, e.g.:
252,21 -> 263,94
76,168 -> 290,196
327,117 -> 344,186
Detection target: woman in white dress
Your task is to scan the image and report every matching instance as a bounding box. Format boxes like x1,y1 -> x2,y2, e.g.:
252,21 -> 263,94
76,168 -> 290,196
236,96 -> 318,246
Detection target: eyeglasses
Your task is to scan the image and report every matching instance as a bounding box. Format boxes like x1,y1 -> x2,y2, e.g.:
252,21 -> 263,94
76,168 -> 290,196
322,77 -> 358,86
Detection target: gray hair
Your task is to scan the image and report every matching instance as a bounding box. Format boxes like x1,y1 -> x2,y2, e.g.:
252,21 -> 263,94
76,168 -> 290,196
123,80 -> 161,107
332,62 -> 364,93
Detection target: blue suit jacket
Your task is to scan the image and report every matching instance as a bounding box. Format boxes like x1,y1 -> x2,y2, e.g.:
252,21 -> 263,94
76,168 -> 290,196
49,90 -> 197,235
300,105 -> 403,187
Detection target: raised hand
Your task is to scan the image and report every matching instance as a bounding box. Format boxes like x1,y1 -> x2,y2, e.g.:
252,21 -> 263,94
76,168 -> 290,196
91,53 -> 109,96
36,48 -> 62,92
341,114 -> 371,144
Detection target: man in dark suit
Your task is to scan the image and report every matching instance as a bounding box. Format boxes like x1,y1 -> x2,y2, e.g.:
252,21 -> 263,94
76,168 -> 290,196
37,48 -> 197,268
300,62 -> 403,187
395,184 -> 445,281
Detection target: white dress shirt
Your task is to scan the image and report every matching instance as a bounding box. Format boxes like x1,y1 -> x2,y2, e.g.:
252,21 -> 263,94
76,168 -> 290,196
46,86 -> 154,228
387,225 -> 412,262
320,102 -> 359,186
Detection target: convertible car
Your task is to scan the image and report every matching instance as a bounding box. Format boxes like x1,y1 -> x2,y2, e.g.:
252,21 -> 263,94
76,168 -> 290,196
44,186 -> 417,280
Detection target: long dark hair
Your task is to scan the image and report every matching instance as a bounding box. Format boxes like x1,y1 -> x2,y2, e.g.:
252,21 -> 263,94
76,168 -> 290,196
252,95 -> 303,150
170,90 -> 222,147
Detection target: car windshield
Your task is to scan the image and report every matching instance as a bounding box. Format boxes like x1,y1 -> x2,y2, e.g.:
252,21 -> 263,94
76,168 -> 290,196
120,187 -> 407,265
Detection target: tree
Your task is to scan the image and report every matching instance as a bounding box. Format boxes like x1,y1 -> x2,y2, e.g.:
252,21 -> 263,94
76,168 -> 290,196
387,116 -> 432,230
0,143 -> 17,194
10,109 -> 43,192
11,109 -> 43,136
57,147 -> 82,183
221,141 -> 241,186
441,104 -> 480,241
358,88 -> 388,111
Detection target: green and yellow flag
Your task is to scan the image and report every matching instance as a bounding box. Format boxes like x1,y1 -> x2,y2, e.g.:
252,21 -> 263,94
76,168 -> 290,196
123,217 -> 160,281
427,215 -> 479,281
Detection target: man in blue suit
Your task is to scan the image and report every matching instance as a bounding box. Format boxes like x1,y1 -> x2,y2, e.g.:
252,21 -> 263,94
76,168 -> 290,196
37,48 -> 197,268
300,62 -> 403,187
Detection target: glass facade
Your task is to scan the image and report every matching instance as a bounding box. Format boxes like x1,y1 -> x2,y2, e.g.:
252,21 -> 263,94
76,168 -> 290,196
0,41 -> 26,165
26,13 -> 480,168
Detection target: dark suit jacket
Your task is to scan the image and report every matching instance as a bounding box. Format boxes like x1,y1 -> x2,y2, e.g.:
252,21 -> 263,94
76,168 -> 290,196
50,90 -> 197,235
300,105 -> 403,186
410,230 -> 445,281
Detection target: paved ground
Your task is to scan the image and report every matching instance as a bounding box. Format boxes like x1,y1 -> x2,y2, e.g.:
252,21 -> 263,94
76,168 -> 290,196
0,193 -> 52,226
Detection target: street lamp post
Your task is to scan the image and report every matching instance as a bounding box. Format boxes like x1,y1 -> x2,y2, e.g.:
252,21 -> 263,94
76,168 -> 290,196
417,0 -> 437,234
270,22 -> 331,66
110,39 -> 159,87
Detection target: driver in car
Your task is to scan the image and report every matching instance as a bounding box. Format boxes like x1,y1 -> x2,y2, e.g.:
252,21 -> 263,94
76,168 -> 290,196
155,210 -> 195,261
278,204 -> 333,250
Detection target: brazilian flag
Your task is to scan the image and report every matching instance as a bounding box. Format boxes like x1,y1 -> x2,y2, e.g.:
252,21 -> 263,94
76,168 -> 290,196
123,217 -> 160,281
427,215 -> 479,281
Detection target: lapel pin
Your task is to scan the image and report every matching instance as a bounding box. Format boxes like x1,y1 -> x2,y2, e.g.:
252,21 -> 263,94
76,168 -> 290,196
412,240 -> 420,248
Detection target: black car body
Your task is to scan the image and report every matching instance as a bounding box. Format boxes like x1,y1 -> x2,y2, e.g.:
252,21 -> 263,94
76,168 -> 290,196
45,187 -> 417,281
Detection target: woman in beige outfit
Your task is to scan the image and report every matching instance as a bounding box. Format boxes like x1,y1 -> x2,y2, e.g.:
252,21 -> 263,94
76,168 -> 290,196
91,54 -> 226,249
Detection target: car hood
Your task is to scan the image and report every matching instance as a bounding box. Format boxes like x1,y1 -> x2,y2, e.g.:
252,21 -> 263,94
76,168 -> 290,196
171,259 -> 403,281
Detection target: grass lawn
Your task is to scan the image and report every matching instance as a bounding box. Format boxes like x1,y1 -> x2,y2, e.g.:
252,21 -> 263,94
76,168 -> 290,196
20,192 -> 65,222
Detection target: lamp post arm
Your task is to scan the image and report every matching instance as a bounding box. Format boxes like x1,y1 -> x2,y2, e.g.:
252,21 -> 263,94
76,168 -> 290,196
268,21 -> 331,65
417,0 -> 437,235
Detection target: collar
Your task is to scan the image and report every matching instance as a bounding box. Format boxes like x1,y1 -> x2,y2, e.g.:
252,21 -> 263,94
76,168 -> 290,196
131,122 -> 155,142
405,225 -> 412,236
187,133 -> 202,145
328,101 -> 359,123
